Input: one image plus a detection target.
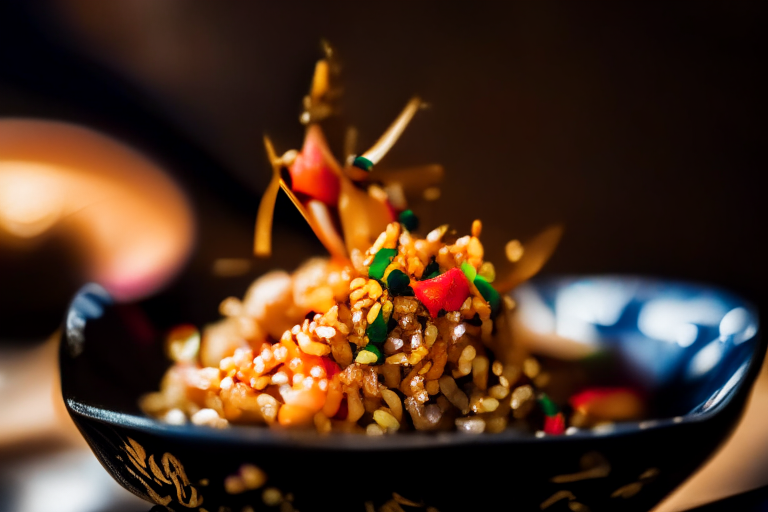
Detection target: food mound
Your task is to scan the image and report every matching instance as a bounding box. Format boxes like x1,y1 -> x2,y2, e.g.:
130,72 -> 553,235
143,219 -> 559,434
141,47 -> 642,435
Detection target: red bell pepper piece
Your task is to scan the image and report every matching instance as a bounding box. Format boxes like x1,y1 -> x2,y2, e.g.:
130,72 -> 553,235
321,356 -> 341,379
543,412 -> 566,435
569,387 -> 643,420
411,267 -> 471,318
288,125 -> 341,206
332,398 -> 349,420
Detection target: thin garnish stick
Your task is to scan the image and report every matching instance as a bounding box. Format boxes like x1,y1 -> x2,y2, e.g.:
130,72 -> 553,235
360,96 -> 423,165
310,59 -> 330,102
493,224 -> 564,294
253,135 -> 283,257
276,180 -> 347,261
254,176 -> 280,257
276,179 -> 312,223
305,200 -> 348,260
344,125 -> 358,163
343,126 -> 369,182
263,133 -> 280,165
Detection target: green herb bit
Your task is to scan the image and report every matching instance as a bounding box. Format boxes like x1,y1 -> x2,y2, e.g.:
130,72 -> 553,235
368,248 -> 398,280
366,309 -> 388,344
352,155 -> 374,172
356,343 -> 383,365
386,269 -> 411,296
473,275 -> 500,316
460,261 -> 477,283
398,209 -> 419,232
422,259 -> 440,280
538,393 -> 559,417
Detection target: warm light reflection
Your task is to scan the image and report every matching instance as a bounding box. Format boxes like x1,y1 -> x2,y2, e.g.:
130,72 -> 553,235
0,119 -> 194,301
0,164 -> 64,237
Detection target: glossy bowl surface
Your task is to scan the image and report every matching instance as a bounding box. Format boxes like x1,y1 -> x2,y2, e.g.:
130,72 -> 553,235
60,275 -> 763,512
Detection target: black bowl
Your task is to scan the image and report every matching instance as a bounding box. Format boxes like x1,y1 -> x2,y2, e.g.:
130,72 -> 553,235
60,275 -> 763,512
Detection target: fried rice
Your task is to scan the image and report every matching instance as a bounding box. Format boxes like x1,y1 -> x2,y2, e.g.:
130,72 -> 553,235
141,219 -> 553,434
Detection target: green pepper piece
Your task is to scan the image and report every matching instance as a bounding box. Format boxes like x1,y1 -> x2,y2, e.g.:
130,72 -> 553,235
474,275 -> 500,316
352,155 -> 374,172
398,209 -> 419,232
366,309 -> 388,344
386,269 -> 411,296
368,248 -> 398,280
422,259 -> 440,280
460,261 -> 477,283
538,393 -> 559,417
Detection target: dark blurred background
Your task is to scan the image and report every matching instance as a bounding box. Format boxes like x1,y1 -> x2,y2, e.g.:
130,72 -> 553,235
0,2 -> 765,511
2,1 -> 766,336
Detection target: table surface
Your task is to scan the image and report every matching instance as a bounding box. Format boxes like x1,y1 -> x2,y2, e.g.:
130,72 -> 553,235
2,337 -> 767,512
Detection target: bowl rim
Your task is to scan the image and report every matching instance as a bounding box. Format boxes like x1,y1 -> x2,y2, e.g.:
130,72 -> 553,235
60,274 -> 764,452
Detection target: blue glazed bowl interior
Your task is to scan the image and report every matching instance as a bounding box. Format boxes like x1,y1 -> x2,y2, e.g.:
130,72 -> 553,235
511,276 -> 761,430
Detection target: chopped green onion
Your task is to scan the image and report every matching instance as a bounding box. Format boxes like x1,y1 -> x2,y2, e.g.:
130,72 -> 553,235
473,275 -> 500,316
386,269 -> 411,296
538,393 -> 559,417
398,209 -> 419,231
352,155 -> 374,172
366,309 -> 388,344
368,248 -> 398,280
460,261 -> 477,283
